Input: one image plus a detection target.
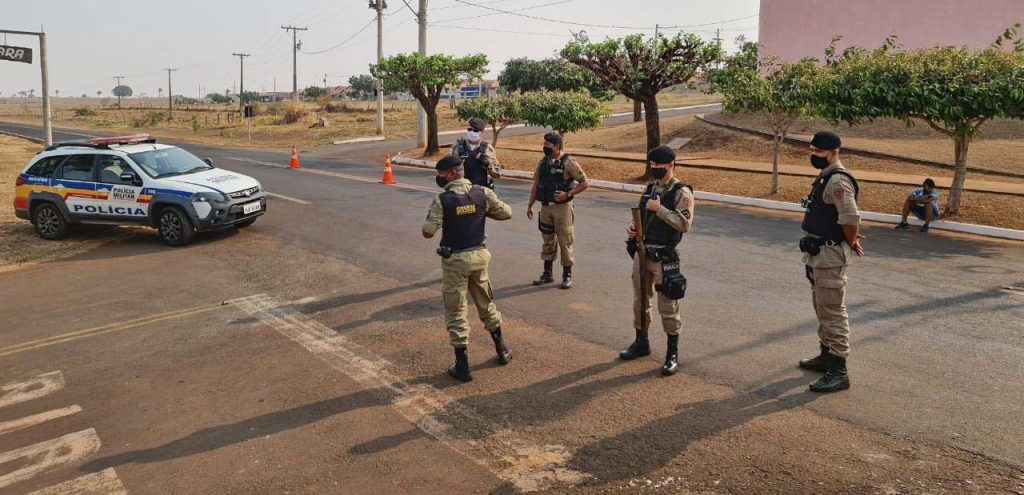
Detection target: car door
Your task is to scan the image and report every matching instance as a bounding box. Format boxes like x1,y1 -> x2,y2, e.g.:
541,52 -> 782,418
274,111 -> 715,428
54,154 -> 99,219
93,154 -> 148,221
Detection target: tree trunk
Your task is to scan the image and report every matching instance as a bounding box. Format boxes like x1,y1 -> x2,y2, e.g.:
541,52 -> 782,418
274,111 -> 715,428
945,134 -> 971,216
425,104 -> 440,155
642,97 -> 661,180
633,99 -> 642,122
491,123 -> 501,147
771,133 -> 782,195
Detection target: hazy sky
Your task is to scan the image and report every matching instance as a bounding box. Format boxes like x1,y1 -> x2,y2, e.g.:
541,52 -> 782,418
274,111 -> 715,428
1,0 -> 759,98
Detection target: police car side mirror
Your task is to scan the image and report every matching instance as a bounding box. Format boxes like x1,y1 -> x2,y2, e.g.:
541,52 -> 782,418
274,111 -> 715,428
204,158 -> 213,166
121,172 -> 143,187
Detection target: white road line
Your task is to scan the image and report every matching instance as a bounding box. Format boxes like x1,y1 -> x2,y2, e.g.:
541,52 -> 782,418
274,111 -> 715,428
27,468 -> 127,495
0,429 -> 102,489
0,405 -> 83,436
266,192 -> 311,205
235,294 -> 586,492
0,371 -> 65,409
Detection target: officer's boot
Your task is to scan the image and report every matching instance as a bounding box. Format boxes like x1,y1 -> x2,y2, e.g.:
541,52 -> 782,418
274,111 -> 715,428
560,265 -> 573,289
447,347 -> 473,382
809,354 -> 850,393
619,328 -> 651,360
532,260 -> 554,286
489,327 -> 512,365
661,334 -> 680,375
798,344 -> 831,372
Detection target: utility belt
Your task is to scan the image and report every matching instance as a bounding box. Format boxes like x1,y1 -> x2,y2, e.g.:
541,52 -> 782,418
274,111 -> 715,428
645,246 -> 678,263
437,244 -> 486,259
798,236 -> 840,256
540,196 -> 572,206
625,242 -> 686,300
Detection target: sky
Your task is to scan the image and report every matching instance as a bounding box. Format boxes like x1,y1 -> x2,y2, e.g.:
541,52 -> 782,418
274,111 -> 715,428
0,0 -> 759,98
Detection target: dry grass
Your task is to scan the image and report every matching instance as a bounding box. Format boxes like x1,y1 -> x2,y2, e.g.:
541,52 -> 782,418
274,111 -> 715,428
604,91 -> 722,114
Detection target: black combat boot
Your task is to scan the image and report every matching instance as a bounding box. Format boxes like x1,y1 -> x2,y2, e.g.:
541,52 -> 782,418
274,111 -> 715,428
809,354 -> 850,393
560,265 -> 573,289
532,260 -> 554,285
661,334 -> 680,375
798,344 -> 831,372
447,347 -> 473,382
619,328 -> 651,360
489,327 -> 512,365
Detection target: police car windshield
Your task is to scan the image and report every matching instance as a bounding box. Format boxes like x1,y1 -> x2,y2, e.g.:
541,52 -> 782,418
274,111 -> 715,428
129,147 -> 213,178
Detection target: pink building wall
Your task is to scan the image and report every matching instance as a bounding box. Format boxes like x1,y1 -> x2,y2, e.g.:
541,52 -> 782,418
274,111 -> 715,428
759,0 -> 1024,61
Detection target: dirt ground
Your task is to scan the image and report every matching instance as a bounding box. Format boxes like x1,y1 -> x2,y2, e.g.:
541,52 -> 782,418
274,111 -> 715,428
603,91 -> 722,114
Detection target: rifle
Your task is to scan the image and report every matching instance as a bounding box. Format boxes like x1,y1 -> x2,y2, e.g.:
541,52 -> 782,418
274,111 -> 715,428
631,206 -> 648,334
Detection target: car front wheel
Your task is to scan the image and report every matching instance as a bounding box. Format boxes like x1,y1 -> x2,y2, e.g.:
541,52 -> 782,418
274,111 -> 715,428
158,206 -> 195,246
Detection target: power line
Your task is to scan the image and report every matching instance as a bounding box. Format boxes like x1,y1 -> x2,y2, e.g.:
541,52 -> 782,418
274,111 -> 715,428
662,14 -> 760,29
431,0 -> 573,25
453,0 -> 757,31
299,17 -> 376,54
430,24 -> 571,37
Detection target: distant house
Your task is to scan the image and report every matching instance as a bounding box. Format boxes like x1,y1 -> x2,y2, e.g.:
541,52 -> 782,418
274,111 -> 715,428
258,91 -> 293,102
457,80 -> 499,99
328,85 -> 350,98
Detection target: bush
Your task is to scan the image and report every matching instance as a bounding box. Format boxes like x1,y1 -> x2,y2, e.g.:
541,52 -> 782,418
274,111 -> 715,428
322,101 -> 345,113
73,107 -> 97,117
265,102 -> 288,116
280,105 -> 308,124
133,111 -> 168,127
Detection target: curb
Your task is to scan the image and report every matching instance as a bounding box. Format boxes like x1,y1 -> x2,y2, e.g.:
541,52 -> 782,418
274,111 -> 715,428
333,136 -> 386,145
391,156 -> 1024,242
608,102 -> 722,118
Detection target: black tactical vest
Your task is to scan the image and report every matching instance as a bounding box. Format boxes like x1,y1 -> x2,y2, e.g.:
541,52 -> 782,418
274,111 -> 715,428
801,170 -> 860,242
536,154 -> 575,204
640,181 -> 689,248
455,139 -> 492,188
440,186 -> 487,250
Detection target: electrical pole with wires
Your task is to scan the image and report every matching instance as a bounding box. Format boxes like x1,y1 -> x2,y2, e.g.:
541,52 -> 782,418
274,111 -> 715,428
281,25 -> 308,103
113,75 -> 125,109
232,52 -> 250,113
417,0 -> 427,147
370,0 -> 387,135
163,69 -> 176,119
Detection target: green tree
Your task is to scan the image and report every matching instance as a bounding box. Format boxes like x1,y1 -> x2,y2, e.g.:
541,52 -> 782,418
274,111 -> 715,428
206,93 -> 232,104
303,86 -> 328,99
455,95 -> 523,146
239,91 -> 261,104
371,52 -> 488,155
709,38 -> 819,194
816,26 -> 1024,215
348,74 -> 377,100
562,32 -> 721,169
498,58 -> 614,100
519,90 -> 607,135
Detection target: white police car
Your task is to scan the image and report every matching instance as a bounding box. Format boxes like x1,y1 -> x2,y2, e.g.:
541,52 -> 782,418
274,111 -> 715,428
12,134 -> 266,246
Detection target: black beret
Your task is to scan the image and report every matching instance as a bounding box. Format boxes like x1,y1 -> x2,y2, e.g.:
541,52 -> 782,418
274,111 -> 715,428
543,132 -> 563,147
810,131 -> 841,151
436,155 -> 463,171
647,145 -> 676,163
468,117 -> 485,131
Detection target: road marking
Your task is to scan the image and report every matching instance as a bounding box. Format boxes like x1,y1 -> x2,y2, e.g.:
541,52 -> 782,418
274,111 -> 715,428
0,405 -> 82,435
0,296 -> 259,357
0,122 -> 98,139
266,192 -> 311,205
27,468 -> 127,495
0,371 -> 65,408
224,156 -> 438,194
0,429 -> 102,489
235,293 -> 587,492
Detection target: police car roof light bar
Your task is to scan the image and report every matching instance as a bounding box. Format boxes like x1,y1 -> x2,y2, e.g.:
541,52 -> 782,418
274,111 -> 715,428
88,134 -> 155,146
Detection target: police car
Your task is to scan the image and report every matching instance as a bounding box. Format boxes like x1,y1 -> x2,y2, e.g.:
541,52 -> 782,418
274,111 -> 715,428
12,134 -> 266,246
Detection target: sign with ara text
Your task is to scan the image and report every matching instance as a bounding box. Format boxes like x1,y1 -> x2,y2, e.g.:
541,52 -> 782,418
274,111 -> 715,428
0,45 -> 33,64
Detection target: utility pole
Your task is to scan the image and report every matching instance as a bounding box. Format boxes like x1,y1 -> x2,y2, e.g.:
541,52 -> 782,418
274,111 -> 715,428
113,75 -> 125,108
163,68 -> 176,119
0,29 -> 53,145
232,52 -> 250,112
416,0 -> 427,146
281,25 -> 308,103
273,77 -> 277,102
323,73 -> 328,96
370,0 -> 386,135
713,28 -> 723,69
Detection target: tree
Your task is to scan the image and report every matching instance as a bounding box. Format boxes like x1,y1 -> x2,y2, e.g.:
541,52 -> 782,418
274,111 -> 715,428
498,57 -> 614,100
371,52 -> 488,155
348,74 -> 376,100
96,90 -> 102,98
709,38 -> 819,194
303,86 -> 328,99
207,93 -> 232,104
158,88 -> 163,98
240,91 -> 260,104
456,95 -> 523,146
562,32 -> 721,175
519,90 -> 607,135
816,27 -> 1024,215
55,89 -> 60,97
112,85 -> 132,108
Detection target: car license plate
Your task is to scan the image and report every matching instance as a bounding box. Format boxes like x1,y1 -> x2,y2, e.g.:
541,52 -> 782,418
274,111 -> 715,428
242,201 -> 261,215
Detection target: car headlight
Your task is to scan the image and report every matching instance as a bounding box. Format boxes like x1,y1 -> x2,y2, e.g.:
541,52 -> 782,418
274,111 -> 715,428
191,192 -> 228,203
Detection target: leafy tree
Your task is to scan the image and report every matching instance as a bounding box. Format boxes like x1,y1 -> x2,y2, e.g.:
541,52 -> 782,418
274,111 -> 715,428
239,91 -> 261,104
348,74 -> 376,100
303,86 -> 329,99
207,93 -> 232,104
96,90 -> 102,98
709,38 -> 818,194
562,32 -> 721,171
519,90 -> 607,135
371,52 -> 488,155
498,57 -> 614,100
816,26 -> 1024,215
455,95 -> 523,146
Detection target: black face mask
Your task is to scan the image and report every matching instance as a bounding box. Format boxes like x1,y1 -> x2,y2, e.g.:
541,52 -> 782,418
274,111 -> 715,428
436,175 -> 448,188
543,146 -> 556,158
651,167 -> 668,180
810,154 -> 831,169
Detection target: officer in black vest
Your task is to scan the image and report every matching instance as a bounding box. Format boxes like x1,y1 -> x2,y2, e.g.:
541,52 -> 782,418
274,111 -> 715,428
422,156 -> 513,382
449,117 -> 500,189
621,145 -> 695,375
797,131 -> 864,393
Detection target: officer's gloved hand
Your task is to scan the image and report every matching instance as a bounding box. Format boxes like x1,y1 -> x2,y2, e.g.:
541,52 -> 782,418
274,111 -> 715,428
626,239 -> 638,259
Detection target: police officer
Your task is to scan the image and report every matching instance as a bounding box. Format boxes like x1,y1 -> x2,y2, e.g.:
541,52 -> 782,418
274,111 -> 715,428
620,145 -> 695,375
526,132 -> 589,289
422,155 -> 513,382
450,117 -> 500,189
797,131 -> 864,393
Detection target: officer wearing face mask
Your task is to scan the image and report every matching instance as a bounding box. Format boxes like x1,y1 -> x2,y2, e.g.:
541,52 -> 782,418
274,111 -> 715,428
423,155 -> 513,382
797,131 -> 864,393
450,117 -> 500,189
526,132 -> 589,289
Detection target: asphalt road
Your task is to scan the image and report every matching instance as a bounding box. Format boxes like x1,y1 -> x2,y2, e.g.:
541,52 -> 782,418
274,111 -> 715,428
2,119 -> 1023,493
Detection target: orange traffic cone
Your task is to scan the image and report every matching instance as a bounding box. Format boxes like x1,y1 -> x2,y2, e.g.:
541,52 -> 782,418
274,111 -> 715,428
380,154 -> 396,185
289,146 -> 300,169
